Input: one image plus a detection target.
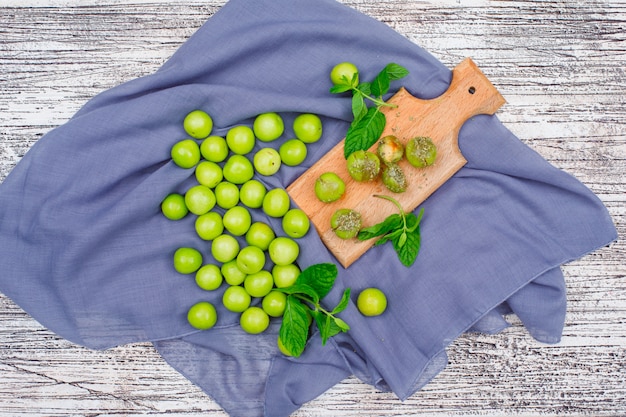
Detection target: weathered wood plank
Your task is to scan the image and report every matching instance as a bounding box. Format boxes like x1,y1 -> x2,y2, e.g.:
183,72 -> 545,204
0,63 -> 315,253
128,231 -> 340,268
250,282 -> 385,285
1,1 -> 624,416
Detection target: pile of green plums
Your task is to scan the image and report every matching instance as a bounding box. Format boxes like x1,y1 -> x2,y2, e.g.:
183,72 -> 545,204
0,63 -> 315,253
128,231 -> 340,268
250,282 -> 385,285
163,109 -> 323,335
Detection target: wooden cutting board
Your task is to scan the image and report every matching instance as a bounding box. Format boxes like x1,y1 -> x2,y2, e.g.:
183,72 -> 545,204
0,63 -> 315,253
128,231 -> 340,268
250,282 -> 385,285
287,58 -> 505,268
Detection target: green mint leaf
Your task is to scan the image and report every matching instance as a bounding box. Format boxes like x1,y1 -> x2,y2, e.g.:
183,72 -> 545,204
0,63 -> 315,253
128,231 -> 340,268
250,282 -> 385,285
385,63 -> 409,81
276,282 -> 320,304
358,213 -> 402,241
393,215 -> 421,267
415,207 -> 425,226
394,229 -> 420,267
325,316 -> 346,340
358,195 -> 425,267
334,317 -> 350,332
296,263 -> 338,300
351,92 -> 367,123
370,68 -> 390,97
404,209 -> 424,233
311,311 -> 331,345
350,72 -> 359,88
331,288 -> 351,315
374,228 -> 403,246
344,107 -> 386,158
397,231 -> 407,248
330,84 -> 352,94
358,82 -> 371,96
373,235 -> 392,246
314,312 -> 344,345
279,296 -> 311,357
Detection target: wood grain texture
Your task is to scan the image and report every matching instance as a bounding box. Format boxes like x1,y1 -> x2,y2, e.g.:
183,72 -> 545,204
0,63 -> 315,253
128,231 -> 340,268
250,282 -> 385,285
1,1 -> 625,416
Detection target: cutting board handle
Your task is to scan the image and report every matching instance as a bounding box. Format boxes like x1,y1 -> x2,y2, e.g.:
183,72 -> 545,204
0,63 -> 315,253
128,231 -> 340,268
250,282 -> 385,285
443,57 -> 506,125
386,58 -> 506,152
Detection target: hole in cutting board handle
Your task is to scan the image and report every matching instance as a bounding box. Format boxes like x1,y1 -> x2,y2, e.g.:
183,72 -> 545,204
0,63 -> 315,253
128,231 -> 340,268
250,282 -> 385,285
468,86 -> 476,94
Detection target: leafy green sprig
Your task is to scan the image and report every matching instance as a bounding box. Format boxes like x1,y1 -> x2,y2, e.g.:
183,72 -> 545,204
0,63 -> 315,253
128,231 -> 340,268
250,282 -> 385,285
358,195 -> 424,267
331,63 -> 409,159
276,263 -> 350,357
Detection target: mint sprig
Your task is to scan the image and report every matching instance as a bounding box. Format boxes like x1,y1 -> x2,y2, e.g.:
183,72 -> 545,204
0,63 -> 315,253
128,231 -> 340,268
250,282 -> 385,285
358,195 -> 424,267
331,63 -> 409,159
344,107 -> 386,158
277,263 -> 350,357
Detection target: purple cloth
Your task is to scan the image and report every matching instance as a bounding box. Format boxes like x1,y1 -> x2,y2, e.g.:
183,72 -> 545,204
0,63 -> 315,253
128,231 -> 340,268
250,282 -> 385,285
0,0 -> 617,416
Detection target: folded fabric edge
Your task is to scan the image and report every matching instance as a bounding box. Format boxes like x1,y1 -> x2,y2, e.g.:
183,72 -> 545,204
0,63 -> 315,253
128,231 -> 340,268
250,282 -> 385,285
152,341 -> 231,412
398,235 -> 617,401
263,339 -> 353,417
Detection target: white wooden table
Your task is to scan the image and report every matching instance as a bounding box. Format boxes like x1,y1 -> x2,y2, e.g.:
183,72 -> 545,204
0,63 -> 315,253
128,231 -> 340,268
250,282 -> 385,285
1,1 -> 625,415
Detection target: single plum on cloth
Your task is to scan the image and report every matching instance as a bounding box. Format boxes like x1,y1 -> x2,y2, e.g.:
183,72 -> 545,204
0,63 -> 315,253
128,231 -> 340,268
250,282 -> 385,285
0,0 -> 617,416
